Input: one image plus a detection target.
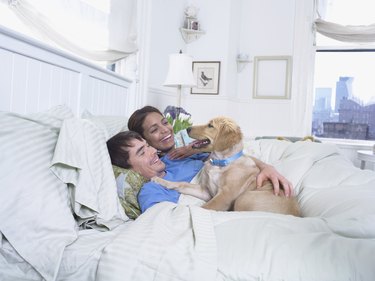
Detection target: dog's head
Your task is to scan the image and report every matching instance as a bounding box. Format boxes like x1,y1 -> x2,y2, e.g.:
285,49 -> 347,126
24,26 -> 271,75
188,116 -> 243,152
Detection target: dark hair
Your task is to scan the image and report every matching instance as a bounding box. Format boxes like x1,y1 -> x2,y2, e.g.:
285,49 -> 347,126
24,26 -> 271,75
127,106 -> 163,138
106,131 -> 144,169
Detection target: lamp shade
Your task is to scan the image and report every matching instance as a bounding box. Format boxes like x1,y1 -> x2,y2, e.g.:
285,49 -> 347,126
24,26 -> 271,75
164,53 -> 195,87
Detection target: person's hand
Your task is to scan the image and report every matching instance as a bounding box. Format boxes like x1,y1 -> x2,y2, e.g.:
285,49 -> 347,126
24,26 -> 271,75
168,144 -> 196,159
256,164 -> 293,197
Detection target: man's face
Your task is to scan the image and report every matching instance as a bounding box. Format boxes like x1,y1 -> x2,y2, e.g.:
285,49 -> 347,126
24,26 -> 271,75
127,137 -> 166,179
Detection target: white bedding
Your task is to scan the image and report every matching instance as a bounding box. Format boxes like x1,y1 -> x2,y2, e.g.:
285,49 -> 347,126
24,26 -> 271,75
96,204 -> 375,281
2,109 -> 375,281
95,140 -> 375,281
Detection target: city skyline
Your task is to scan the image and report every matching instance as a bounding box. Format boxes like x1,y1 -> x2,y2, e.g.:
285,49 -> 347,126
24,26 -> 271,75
313,76 -> 375,140
314,52 -> 375,106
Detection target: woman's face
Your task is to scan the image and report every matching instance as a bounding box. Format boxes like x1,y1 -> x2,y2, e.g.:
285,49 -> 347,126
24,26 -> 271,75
127,137 -> 166,179
141,112 -> 175,153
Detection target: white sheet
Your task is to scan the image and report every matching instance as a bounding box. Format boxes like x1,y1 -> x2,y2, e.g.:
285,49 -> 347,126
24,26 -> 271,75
0,223 -> 136,281
97,203 -> 375,281
96,140 -> 375,281
213,211 -> 375,281
56,224 -> 134,281
96,203 -> 217,281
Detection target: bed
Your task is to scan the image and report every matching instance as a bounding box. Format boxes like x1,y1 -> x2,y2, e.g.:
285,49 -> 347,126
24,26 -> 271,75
1,27 -> 375,281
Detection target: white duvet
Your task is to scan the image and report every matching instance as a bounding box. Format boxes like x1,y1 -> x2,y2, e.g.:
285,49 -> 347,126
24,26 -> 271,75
2,137 -> 373,281
96,140 -> 375,281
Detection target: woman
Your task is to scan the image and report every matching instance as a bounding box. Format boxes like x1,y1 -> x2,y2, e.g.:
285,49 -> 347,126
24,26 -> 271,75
124,106 -> 294,212
127,106 -> 197,159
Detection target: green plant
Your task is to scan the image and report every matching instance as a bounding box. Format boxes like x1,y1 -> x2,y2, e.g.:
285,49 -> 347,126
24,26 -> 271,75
164,105 -> 193,134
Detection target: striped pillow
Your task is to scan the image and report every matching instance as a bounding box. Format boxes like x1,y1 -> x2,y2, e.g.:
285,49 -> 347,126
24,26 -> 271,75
51,118 -> 128,229
0,106 -> 77,281
82,110 -> 128,140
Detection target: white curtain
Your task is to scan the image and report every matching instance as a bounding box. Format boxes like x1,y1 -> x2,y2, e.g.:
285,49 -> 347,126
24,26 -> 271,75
314,0 -> 375,43
6,0 -> 137,62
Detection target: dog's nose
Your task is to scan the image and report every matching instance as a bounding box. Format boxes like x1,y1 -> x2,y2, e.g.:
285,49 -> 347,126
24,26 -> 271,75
186,127 -> 191,133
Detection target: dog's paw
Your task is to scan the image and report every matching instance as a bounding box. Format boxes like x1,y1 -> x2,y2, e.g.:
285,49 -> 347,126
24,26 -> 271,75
151,176 -> 173,189
151,176 -> 162,184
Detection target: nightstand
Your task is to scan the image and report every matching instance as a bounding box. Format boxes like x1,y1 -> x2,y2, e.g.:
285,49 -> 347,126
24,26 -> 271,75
357,150 -> 375,171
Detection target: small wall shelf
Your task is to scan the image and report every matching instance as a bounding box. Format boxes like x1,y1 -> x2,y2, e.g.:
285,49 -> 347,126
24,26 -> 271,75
236,58 -> 252,72
180,28 -> 205,43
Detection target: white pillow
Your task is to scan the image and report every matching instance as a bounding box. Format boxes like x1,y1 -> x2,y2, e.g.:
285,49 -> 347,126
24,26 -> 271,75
51,118 -> 128,229
243,139 -> 292,163
81,110 -> 128,140
0,106 -> 77,281
28,104 -> 76,131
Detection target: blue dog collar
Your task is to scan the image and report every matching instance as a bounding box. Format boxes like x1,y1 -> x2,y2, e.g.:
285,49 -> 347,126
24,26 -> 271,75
210,151 -> 244,167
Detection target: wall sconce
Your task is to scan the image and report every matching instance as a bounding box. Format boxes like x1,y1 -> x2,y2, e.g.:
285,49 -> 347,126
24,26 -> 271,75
164,50 -> 196,107
236,53 -> 252,73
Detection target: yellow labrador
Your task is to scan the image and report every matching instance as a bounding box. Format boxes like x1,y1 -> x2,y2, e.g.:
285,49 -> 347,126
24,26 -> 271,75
152,116 -> 300,216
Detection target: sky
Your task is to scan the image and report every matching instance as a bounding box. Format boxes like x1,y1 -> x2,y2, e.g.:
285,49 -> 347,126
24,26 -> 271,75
315,52 -> 375,105
314,0 -> 375,105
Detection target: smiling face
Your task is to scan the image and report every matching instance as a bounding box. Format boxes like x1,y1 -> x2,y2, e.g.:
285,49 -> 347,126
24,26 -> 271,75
141,112 -> 175,153
127,137 -> 166,179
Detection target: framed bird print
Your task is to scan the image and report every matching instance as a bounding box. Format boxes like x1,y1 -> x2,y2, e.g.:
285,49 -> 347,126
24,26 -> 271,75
191,61 -> 220,95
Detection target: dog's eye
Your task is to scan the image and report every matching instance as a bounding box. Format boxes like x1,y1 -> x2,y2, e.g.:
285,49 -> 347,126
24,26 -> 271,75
208,123 -> 214,128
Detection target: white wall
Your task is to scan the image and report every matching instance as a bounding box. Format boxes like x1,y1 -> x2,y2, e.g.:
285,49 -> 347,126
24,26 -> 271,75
139,0 -> 315,139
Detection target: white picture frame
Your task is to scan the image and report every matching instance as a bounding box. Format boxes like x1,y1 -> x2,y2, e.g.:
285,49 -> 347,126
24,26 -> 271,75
253,56 -> 292,99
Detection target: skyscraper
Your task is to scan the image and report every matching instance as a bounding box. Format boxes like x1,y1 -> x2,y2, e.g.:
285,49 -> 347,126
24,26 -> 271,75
314,87 -> 332,111
334,76 -> 353,112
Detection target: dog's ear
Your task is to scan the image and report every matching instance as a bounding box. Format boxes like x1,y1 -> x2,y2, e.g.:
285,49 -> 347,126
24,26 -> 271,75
214,117 -> 243,151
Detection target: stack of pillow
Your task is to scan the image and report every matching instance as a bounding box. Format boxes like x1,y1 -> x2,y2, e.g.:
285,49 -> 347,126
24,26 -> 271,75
0,105 -> 143,280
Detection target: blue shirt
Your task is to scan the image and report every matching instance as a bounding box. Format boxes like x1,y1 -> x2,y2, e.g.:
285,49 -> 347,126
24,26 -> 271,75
138,153 -> 208,213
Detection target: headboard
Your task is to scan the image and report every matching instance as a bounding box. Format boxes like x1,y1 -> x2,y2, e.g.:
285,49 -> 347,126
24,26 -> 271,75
0,25 -> 133,116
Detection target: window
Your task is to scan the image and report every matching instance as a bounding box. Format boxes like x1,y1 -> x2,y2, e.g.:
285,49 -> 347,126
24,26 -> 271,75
313,50 -> 375,140
312,0 -> 375,141
0,0 -> 137,74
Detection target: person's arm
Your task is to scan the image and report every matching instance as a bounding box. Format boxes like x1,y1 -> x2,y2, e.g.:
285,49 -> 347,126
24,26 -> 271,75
167,143 -> 197,160
250,156 -> 293,197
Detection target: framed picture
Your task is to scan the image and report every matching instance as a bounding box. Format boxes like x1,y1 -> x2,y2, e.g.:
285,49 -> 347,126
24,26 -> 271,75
191,61 -> 220,95
253,56 -> 292,99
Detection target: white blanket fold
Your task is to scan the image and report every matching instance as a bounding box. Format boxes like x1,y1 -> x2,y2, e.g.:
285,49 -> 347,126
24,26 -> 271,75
97,203 -> 217,281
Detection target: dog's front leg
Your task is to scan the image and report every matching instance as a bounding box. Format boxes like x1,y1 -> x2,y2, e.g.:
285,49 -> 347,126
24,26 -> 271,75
151,176 -> 187,189
151,177 -> 211,202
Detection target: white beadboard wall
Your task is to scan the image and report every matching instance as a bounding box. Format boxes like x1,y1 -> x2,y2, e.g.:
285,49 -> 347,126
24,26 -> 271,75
0,26 -> 133,116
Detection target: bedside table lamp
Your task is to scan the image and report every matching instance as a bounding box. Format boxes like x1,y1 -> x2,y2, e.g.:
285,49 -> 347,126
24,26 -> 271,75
164,51 -> 195,107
